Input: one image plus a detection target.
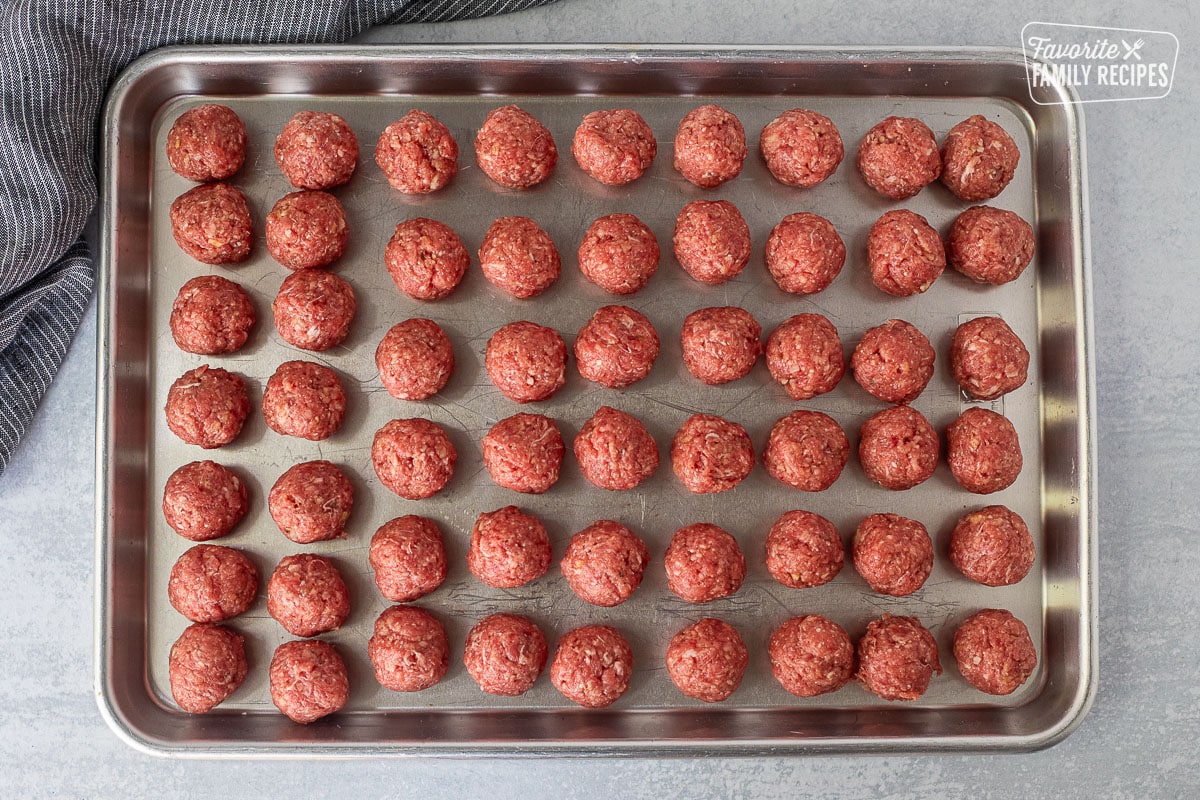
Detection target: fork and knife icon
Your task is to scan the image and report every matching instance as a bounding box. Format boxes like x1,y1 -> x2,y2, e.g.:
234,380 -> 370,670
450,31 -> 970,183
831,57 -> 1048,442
1121,38 -> 1145,60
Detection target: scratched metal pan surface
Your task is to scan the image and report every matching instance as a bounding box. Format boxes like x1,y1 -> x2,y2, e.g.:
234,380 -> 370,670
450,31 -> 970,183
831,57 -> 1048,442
95,45 -> 1095,756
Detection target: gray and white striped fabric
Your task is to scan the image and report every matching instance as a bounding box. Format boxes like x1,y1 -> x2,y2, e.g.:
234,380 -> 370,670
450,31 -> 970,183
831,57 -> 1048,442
0,0 -> 558,473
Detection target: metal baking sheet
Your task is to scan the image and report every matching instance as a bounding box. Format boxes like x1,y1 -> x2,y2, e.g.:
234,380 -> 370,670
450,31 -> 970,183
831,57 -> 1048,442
95,45 -> 1095,756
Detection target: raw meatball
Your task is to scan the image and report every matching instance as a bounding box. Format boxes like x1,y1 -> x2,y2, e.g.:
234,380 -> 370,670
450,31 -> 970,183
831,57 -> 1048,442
759,108 -> 843,188
274,111 -> 358,190
940,115 -> 1019,201
267,460 -> 353,544
269,639 -> 349,724
463,613 -> 548,696
858,405 -> 939,490
368,605 -> 450,692
376,318 -> 455,401
947,206 -> 1035,286
853,513 -> 934,596
266,553 -> 350,638
953,608 -> 1037,695
165,365 -> 249,449
671,413 -> 754,494
369,515 -> 448,602
951,316 -> 1030,400
765,313 -> 845,400
478,216 -> 561,299
664,523 -> 746,603
946,408 -> 1023,494
574,305 -> 660,388
577,213 -> 660,295
672,200 -> 751,285
764,410 -> 851,493
680,306 -> 761,385
474,105 -> 557,190
950,505 -> 1035,586
856,614 -> 942,701
166,104 -> 247,182
856,116 -> 941,200
765,509 -> 844,588
468,505 -> 552,589
765,212 -> 845,295
768,615 -> 855,697
264,190 -> 349,271
261,360 -> 346,441
572,108 -> 656,186
272,268 -> 356,352
384,217 -> 469,301
665,618 -> 748,702
481,413 -> 565,494
551,625 -> 635,708
868,209 -> 945,297
485,321 -> 567,403
168,623 -> 247,714
170,275 -> 254,355
673,104 -> 746,188
851,319 -> 935,404
371,418 -> 457,500
169,183 -> 252,265
161,460 -> 248,541
168,544 -> 258,623
375,109 -> 458,194
574,406 -> 659,491
560,520 -> 649,607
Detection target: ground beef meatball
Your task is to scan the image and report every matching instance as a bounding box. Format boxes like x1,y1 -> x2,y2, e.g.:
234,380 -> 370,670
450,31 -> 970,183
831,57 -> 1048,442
665,618 -> 748,702
266,554 -> 350,638
168,544 -> 258,623
375,109 -> 458,194
481,413 -> 564,494
680,306 -> 761,385
561,520 -> 649,607
165,365 -> 249,449
269,639 -> 349,724
475,105 -> 557,190
369,515 -> 448,602
485,321 -> 567,403
857,614 -> 942,701
478,216 -> 561,299
272,269 -> 356,352
368,605 -> 450,693
168,623 -> 247,713
940,115 -> 1019,202
867,209 -> 945,297
672,200 -> 751,285
371,418 -> 457,500
267,460 -> 353,544
166,104 -> 247,182
765,212 -> 845,295
953,608 -> 1037,695
759,108 -> 843,188
768,615 -> 855,697
162,460 -> 248,541
264,191 -> 349,272
947,206 -> 1035,286
261,360 -> 346,441
851,319 -> 935,404
384,217 -> 469,301
763,410 -> 851,493
856,116 -> 941,200
376,318 -> 454,401
574,406 -> 659,491
274,111 -> 358,190
468,506 -> 552,589
765,510 -> 844,588
853,513 -> 934,596
950,505 -> 1035,586
671,414 -> 754,494
169,183 -> 252,265
951,316 -> 1030,400
551,625 -> 635,707
463,613 -> 548,696
572,108 -> 656,186
673,104 -> 746,188
574,305 -> 659,388
858,405 -> 939,490
664,523 -> 746,603
946,408 -> 1023,494
765,313 -> 845,400
577,213 -> 660,295
170,275 -> 254,355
